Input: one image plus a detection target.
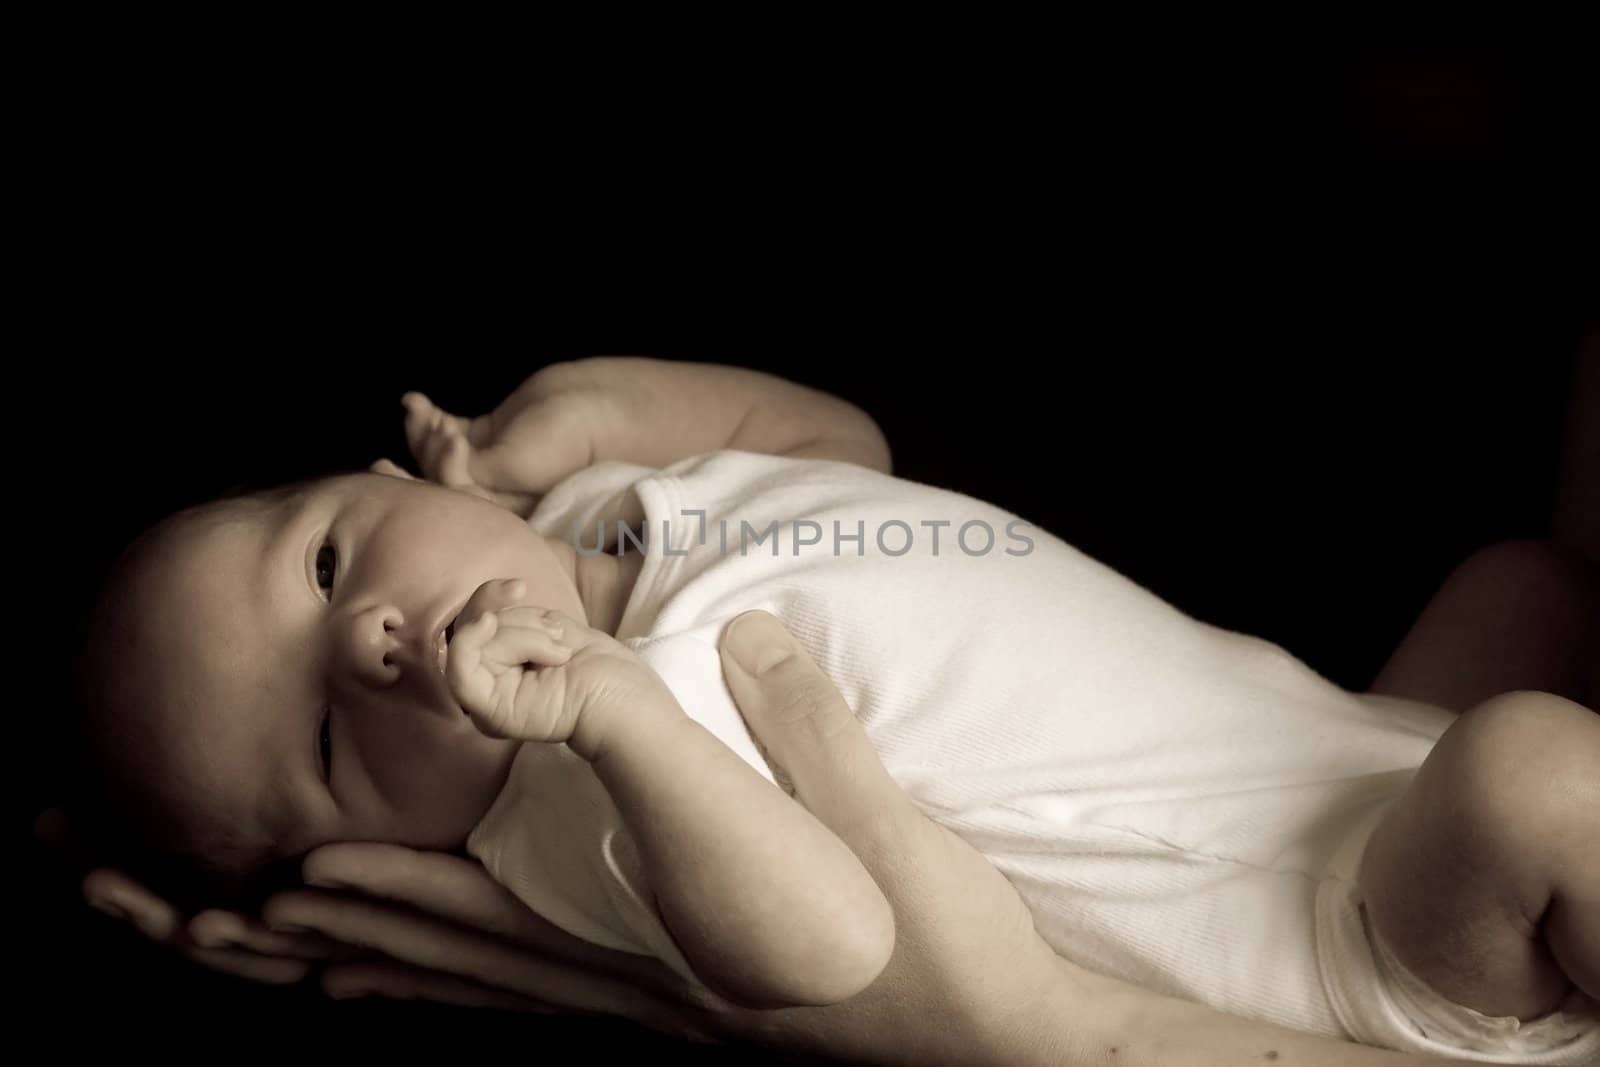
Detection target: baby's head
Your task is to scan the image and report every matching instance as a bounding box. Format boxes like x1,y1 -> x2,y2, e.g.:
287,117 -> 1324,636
75,469 -> 585,906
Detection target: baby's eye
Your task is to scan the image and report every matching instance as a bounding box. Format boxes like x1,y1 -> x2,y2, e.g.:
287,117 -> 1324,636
315,542 -> 338,595
319,706 -> 334,781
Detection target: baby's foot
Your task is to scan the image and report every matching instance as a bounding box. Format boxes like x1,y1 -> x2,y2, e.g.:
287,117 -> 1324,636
402,392 -> 500,503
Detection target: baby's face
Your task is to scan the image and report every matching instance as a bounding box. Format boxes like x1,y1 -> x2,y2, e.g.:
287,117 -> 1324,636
130,472 -> 584,861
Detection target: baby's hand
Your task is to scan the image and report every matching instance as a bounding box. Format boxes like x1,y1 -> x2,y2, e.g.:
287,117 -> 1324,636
402,365 -> 608,515
446,580 -> 676,761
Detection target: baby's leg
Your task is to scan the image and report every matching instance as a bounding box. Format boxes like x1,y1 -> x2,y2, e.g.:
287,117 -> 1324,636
1368,538 -> 1598,712
1359,689 -> 1600,1020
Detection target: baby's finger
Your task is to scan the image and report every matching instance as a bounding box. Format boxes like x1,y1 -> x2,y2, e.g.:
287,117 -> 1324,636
457,578 -> 527,629
486,608 -> 609,655
447,620 -> 571,738
477,620 -> 572,672
443,611 -> 500,714
449,611 -> 571,678
477,606 -> 569,642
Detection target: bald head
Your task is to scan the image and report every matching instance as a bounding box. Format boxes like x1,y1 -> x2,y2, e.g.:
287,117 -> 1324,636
75,491 -> 290,888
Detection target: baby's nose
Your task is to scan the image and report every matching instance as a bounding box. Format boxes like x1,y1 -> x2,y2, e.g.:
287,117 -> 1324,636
340,604 -> 407,688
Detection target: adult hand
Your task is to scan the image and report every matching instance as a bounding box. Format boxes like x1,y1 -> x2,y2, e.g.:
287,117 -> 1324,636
267,611 -> 1076,1063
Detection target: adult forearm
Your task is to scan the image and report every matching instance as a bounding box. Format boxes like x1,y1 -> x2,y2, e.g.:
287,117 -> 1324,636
998,960 -> 1470,1067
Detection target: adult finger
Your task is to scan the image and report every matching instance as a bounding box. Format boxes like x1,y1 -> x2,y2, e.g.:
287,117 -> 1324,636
719,611 -> 921,849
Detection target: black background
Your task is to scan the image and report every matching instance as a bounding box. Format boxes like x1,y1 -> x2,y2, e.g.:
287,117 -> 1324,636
17,29 -> 1595,1061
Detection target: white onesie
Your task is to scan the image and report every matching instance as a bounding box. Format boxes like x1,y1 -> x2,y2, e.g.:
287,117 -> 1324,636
467,451 -> 1598,1063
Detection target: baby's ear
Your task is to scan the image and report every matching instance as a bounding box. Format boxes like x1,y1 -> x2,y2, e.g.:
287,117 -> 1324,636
368,458 -> 417,481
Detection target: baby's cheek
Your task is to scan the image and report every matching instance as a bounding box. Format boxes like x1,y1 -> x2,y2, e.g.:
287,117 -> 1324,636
404,733 -> 520,845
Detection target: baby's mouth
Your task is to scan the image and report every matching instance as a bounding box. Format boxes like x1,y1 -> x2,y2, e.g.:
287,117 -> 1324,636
436,612 -> 461,675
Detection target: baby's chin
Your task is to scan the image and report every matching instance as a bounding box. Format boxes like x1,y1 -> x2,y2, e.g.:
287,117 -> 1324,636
421,739 -> 523,846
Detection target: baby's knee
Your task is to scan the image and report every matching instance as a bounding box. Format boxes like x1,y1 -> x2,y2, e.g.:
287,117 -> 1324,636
1432,692 -> 1599,862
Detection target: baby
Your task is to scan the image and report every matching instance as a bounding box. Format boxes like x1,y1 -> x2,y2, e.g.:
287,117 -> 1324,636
76,358 -> 1598,1062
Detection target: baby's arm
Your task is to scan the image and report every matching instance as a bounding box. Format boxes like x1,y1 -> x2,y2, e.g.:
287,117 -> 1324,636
404,357 -> 891,512
448,586 -> 895,1008
584,664 -> 897,1008
570,357 -> 892,473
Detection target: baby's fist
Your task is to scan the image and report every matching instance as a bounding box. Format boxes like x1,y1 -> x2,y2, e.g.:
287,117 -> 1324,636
445,588 -> 674,761
447,593 -> 574,740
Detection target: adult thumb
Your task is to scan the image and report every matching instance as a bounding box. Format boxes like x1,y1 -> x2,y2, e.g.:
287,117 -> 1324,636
719,611 -> 917,843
